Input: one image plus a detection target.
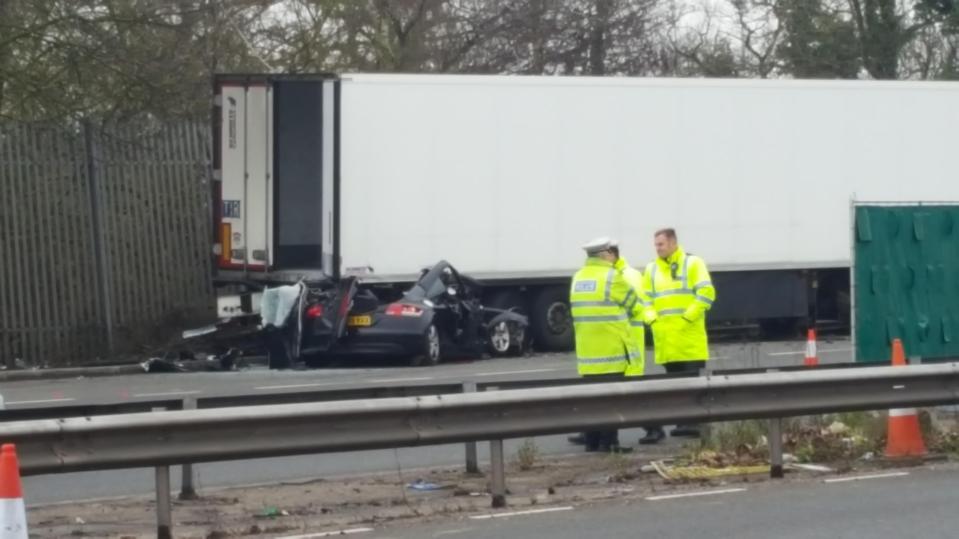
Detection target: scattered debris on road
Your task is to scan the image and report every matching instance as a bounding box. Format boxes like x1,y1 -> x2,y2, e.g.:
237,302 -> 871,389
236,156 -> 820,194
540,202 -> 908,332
140,349 -> 245,373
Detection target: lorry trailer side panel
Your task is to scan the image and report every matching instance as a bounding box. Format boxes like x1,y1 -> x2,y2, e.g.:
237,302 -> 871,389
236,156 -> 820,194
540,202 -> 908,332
337,75 -> 959,278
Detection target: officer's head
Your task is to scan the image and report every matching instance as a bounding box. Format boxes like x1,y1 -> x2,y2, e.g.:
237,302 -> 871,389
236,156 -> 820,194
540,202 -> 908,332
654,228 -> 678,259
596,248 -> 617,263
583,237 -> 619,263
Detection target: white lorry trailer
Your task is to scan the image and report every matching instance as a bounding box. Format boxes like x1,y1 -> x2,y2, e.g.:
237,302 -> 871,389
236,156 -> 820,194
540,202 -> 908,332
212,73 -> 959,351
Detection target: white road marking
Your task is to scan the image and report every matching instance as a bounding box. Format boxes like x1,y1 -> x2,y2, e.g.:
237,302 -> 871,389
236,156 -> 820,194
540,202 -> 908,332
254,382 -> 338,391
131,390 -> 202,399
474,368 -> 560,377
6,398 -> 76,406
276,528 -> 374,539
645,488 -> 747,501
469,506 -> 574,520
824,472 -> 909,483
767,347 -> 851,357
432,528 -> 477,537
368,376 -> 434,383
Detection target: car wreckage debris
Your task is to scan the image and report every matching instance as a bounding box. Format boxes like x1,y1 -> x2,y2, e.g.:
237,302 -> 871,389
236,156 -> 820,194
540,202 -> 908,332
141,349 -> 244,373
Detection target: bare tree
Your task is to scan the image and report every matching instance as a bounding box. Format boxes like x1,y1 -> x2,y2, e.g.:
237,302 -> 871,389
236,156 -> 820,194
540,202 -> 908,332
7,0 -> 959,124
900,18 -> 959,78
0,0 -> 278,122
422,0 -> 516,72
846,0 -> 926,79
268,0 -> 343,71
730,0 -> 783,77
276,0 -> 516,73
667,0 -> 741,77
484,0 -> 666,76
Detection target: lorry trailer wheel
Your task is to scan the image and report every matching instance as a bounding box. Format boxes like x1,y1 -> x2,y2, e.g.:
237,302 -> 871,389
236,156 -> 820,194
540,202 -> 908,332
530,287 -> 574,351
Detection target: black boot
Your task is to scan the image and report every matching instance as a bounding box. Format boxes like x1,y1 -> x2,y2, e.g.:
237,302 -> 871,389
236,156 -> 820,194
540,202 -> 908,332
639,427 -> 665,445
598,431 -> 631,453
670,425 -> 701,438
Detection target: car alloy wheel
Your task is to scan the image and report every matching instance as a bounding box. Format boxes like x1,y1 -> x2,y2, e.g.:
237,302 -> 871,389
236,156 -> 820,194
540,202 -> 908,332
490,321 -> 511,354
426,324 -> 441,363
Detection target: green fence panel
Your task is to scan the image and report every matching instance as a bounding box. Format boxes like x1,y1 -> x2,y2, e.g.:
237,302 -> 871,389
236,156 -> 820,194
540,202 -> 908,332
854,205 -> 959,362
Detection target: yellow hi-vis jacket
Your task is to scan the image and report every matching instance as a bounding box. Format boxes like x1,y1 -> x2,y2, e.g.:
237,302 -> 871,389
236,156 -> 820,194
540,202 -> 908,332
570,258 -> 643,376
615,257 -> 648,377
642,247 -> 716,364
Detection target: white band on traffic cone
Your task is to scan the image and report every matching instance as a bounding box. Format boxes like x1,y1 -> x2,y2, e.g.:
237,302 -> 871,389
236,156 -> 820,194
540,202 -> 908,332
0,497 -> 27,539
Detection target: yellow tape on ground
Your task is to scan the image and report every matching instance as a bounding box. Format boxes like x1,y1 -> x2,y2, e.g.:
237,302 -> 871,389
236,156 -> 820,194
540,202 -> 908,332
654,463 -> 770,480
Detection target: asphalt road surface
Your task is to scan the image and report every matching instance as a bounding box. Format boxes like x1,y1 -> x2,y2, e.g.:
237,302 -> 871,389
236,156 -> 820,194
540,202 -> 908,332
1,337 -> 852,409
9,338 -> 855,505
369,466 -> 959,539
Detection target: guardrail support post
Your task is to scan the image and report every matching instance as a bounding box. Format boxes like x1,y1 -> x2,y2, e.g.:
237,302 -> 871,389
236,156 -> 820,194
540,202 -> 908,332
463,382 -> 480,474
179,397 -> 198,500
489,439 -> 507,508
699,365 -> 712,443
768,417 -> 784,479
152,406 -> 173,538
156,465 -> 173,539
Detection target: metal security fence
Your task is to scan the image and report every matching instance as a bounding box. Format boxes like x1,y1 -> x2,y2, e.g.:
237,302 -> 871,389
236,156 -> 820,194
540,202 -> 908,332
0,121 -> 214,366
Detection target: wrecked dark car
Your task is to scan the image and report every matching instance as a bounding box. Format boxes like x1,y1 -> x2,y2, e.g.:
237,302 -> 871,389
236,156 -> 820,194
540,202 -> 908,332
262,261 -> 530,369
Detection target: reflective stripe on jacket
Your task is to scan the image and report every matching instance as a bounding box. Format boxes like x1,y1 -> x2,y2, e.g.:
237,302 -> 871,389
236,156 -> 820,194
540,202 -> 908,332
570,258 -> 642,376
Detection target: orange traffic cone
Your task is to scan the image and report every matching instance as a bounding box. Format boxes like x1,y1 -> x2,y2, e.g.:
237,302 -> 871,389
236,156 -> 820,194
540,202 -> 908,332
804,329 -> 819,367
0,444 -> 27,538
884,339 -> 927,458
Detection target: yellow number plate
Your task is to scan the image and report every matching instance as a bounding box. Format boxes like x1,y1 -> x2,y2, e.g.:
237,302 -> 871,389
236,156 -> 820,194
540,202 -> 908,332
347,315 -> 372,327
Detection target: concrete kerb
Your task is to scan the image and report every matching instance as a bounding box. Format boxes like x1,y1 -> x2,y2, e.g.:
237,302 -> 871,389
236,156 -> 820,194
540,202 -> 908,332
0,364 -> 147,383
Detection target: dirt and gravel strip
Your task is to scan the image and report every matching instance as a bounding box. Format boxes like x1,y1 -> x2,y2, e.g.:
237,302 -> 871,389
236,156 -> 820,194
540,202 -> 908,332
25,439 -> 946,539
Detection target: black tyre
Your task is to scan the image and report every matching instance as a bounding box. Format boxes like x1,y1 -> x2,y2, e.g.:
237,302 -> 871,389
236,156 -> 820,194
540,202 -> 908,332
410,324 -> 442,367
530,287 -> 574,351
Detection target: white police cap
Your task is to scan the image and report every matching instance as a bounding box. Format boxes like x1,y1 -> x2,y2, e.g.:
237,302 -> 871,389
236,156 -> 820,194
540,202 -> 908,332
582,236 -> 619,255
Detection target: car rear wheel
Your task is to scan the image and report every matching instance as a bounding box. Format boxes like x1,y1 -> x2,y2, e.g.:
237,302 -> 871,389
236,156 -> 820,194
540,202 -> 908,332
411,324 -> 441,367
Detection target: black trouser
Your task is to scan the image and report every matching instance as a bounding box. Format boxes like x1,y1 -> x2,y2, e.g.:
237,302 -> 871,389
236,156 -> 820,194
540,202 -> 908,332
665,360 -> 707,375
582,373 -> 625,450
645,361 -> 707,434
